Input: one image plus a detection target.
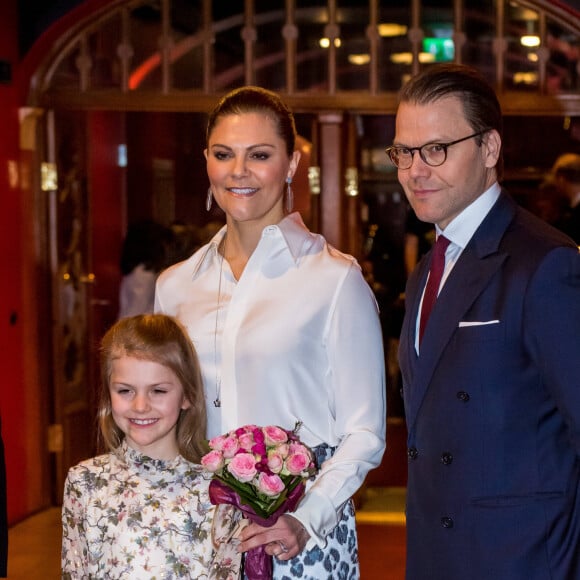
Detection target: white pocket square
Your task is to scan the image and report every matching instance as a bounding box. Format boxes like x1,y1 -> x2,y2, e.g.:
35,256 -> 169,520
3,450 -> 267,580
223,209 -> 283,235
458,320 -> 500,327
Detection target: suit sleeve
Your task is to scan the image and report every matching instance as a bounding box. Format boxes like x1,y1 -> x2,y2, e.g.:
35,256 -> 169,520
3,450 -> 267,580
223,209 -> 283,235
525,246 -> 580,453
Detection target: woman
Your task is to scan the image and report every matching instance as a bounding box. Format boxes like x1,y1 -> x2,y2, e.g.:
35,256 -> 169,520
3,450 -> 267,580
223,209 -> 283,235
155,86 -> 386,578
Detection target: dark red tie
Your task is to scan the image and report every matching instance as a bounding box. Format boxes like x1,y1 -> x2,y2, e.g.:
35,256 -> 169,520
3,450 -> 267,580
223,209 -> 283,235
419,235 -> 450,344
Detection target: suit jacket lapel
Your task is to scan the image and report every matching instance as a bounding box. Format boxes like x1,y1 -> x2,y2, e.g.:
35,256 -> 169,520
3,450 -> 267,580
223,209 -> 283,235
405,192 -> 516,430
398,247 -> 429,407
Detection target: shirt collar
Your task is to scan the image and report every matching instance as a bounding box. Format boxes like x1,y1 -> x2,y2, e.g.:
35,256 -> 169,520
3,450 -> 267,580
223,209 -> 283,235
265,211 -> 309,263
190,212 -> 308,279
437,182 -> 501,248
190,224 -> 227,279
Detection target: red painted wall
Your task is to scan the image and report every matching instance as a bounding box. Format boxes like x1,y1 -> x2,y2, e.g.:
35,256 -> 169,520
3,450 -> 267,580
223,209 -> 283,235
0,0 -> 25,517
1,0 -> 39,528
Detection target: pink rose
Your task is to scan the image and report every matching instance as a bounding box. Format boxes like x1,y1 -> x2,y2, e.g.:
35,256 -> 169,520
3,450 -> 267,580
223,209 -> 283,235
284,443 -> 312,476
257,472 -> 285,497
276,443 -> 290,458
221,435 -> 240,458
201,450 -> 224,472
227,453 -> 258,482
208,434 -> 228,451
235,424 -> 258,437
267,450 -> 284,474
238,432 -> 255,451
263,426 -> 288,446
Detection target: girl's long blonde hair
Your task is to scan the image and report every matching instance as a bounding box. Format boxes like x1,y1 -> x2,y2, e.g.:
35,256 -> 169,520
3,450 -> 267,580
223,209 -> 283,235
98,314 -> 207,462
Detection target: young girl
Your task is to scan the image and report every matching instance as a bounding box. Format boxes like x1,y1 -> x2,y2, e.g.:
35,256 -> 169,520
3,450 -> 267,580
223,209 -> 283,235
61,314 -> 242,579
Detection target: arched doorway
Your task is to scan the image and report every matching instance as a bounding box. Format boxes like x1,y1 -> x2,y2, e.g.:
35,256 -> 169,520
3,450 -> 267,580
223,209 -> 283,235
20,0 -> 580,499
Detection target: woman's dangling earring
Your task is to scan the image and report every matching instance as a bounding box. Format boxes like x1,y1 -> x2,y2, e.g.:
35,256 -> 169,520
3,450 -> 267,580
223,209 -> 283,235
206,187 -> 213,212
285,177 -> 293,213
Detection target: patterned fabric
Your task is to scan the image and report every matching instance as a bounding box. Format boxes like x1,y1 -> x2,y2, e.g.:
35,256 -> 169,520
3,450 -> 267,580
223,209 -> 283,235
61,442 -> 242,579
271,444 -> 359,580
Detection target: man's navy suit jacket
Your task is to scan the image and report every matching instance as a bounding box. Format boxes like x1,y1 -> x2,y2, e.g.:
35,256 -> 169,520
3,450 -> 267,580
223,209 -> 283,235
399,191 -> 580,580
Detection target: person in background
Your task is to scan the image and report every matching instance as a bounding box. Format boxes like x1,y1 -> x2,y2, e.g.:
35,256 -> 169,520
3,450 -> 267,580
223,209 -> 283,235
168,221 -> 200,263
155,85 -> 386,578
118,220 -> 174,318
526,177 -> 568,227
361,222 -> 407,418
61,314 -> 242,579
388,63 -> 580,579
547,152 -> 580,243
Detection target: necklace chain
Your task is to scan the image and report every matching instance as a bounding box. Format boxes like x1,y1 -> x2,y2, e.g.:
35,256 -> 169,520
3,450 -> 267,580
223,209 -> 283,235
213,234 -> 226,408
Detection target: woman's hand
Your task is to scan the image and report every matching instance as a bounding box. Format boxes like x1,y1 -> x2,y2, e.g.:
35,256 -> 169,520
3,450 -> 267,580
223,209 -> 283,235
237,514 -> 310,561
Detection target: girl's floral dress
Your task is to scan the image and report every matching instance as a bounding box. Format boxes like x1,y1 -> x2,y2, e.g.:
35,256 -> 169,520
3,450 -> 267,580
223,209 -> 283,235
61,442 -> 241,579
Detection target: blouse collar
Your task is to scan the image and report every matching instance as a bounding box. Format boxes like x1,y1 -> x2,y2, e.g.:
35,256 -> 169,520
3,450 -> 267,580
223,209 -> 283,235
190,212 -> 312,279
119,440 -> 185,473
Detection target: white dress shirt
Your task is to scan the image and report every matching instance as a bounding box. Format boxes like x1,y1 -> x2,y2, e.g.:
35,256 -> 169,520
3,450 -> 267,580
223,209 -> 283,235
415,183 -> 501,352
155,212 -> 386,546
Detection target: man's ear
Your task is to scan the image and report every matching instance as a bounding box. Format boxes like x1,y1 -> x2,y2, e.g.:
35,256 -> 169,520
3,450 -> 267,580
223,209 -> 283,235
483,130 -> 501,169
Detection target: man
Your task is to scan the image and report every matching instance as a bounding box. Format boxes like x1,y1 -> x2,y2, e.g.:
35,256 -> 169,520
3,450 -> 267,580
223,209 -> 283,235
388,63 -> 580,579
550,152 -> 580,244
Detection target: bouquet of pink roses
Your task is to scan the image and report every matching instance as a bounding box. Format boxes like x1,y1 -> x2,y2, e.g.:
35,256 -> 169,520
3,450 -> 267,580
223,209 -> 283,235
201,422 -> 317,579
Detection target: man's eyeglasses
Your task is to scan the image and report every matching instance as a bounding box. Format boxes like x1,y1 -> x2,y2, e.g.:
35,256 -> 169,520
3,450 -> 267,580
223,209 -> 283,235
385,130 -> 488,170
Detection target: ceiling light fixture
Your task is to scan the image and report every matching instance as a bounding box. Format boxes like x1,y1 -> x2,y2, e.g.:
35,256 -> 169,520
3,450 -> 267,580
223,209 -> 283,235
348,54 -> 371,65
378,23 -> 408,37
521,35 -> 540,47
319,37 -> 341,48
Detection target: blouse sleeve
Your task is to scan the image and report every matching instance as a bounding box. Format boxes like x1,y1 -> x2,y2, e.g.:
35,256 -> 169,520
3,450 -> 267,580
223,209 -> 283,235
209,504 -> 244,580
292,261 -> 387,547
61,468 -> 89,579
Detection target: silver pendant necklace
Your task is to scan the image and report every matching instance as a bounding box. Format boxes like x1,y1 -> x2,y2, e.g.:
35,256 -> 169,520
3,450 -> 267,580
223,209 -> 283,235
213,234 -> 226,408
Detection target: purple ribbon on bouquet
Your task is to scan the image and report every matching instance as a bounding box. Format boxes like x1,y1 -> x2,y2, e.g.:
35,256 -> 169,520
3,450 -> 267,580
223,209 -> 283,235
209,479 -> 305,580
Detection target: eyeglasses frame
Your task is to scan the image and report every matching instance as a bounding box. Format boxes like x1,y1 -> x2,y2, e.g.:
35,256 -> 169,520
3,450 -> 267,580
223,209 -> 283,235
385,130 -> 488,169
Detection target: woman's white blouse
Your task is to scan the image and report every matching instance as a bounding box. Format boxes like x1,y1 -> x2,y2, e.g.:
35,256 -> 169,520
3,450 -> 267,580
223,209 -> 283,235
155,212 -> 386,546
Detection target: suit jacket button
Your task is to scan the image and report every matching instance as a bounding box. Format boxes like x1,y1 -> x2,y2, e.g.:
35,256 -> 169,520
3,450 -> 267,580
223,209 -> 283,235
440,452 -> 453,465
456,391 -> 470,402
407,447 -> 419,460
441,516 -> 454,528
